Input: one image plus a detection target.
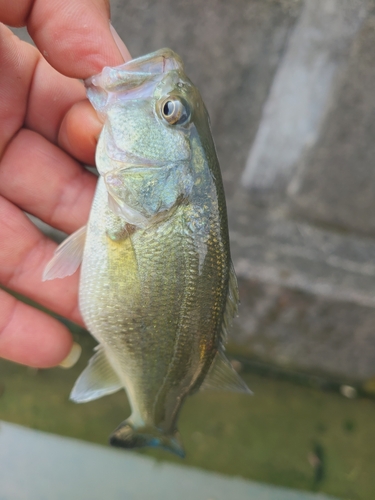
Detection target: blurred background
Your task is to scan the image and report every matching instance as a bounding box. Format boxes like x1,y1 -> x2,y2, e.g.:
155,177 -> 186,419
3,1 -> 375,499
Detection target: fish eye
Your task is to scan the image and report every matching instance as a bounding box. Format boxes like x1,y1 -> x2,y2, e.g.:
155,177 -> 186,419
160,97 -> 190,125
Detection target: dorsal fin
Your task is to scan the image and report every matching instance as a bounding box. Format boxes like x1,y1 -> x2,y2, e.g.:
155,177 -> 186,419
200,350 -> 252,394
70,346 -> 122,403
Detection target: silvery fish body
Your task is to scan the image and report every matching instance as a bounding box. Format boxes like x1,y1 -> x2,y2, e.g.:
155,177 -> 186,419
44,49 -> 249,456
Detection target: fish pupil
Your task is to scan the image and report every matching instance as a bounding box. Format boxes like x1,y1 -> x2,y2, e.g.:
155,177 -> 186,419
163,101 -> 174,116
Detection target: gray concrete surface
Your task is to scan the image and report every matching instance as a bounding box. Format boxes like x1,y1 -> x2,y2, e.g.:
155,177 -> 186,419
241,0 -> 367,197
289,9 -> 375,235
229,195 -> 375,381
0,421 -> 340,500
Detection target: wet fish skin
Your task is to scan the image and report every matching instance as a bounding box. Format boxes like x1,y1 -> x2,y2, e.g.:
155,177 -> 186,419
43,49 -> 249,457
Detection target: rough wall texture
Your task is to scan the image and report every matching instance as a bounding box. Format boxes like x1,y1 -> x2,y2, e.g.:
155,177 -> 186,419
289,12 -> 375,236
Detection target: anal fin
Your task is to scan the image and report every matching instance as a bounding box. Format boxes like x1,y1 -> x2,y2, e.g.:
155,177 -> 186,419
42,225 -> 86,281
200,351 -> 252,394
70,346 -> 122,403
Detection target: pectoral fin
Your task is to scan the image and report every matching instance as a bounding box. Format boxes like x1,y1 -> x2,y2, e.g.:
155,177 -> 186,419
70,346 -> 122,403
42,225 -> 86,281
200,351 -> 252,394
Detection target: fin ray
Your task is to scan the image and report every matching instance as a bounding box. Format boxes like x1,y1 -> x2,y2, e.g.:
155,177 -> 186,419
200,351 -> 252,394
42,225 -> 86,281
70,346 -> 122,403
219,260 -> 239,345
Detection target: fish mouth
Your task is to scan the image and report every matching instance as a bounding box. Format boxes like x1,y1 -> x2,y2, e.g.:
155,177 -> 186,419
85,48 -> 184,114
88,48 -> 191,174
85,48 -> 183,90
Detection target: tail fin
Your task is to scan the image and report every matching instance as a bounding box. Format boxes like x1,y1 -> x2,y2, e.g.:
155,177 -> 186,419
109,420 -> 185,458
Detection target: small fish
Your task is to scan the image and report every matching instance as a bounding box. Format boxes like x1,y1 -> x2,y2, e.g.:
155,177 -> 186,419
44,49 -> 250,457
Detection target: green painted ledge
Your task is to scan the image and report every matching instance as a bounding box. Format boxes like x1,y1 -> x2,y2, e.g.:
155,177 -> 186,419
0,421 -> 340,500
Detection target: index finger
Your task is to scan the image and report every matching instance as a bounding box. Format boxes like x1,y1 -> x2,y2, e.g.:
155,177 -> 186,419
0,0 -> 130,78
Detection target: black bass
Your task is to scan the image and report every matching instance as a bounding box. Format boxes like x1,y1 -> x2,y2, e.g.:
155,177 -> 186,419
43,49 -> 250,457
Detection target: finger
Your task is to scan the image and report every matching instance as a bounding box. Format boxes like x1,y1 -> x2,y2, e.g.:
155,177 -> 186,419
25,52 -> 87,145
0,0 -> 130,79
0,1 -> 33,25
0,24 -> 38,159
0,129 -> 96,234
0,196 -> 82,325
58,99 -> 103,165
0,288 -> 73,368
0,24 -> 101,165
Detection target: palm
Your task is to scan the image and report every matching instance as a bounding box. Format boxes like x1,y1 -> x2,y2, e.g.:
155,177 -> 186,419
0,0 -> 129,367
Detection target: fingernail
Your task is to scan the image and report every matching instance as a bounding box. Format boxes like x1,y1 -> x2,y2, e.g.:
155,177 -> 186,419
109,23 -> 131,63
59,342 -> 82,369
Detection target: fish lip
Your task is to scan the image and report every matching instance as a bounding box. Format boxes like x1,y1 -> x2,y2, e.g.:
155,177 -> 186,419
98,147 -> 190,177
102,159 -> 191,193
98,124 -> 190,172
104,159 -> 189,182
104,147 -> 168,169
84,48 -> 183,90
85,48 -> 190,126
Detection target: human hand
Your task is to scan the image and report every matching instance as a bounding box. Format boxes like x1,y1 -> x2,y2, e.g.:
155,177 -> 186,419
0,0 -> 130,368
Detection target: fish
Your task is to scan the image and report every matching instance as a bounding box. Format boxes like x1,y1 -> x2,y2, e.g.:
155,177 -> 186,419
43,48 -> 250,457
